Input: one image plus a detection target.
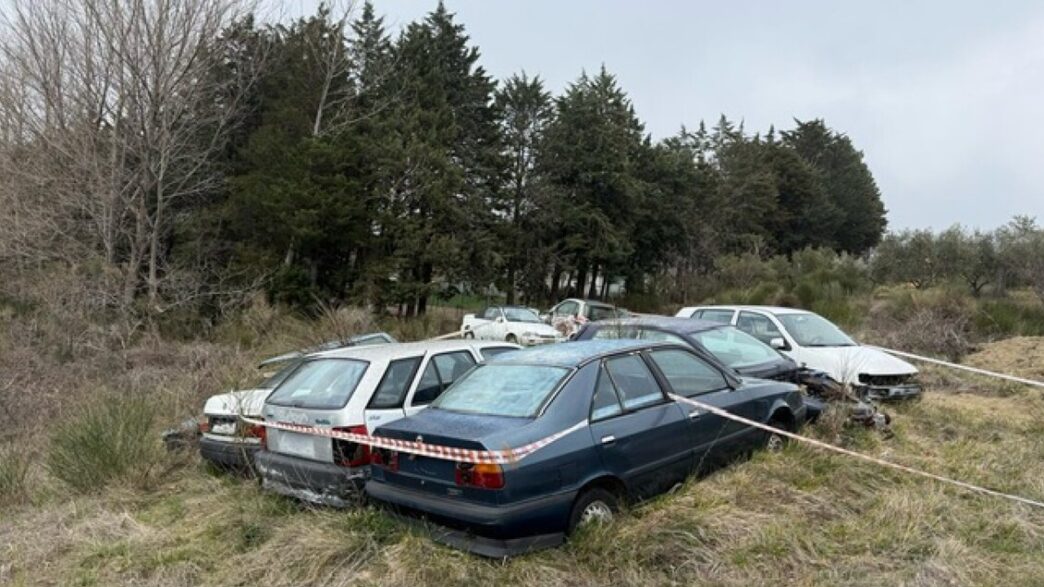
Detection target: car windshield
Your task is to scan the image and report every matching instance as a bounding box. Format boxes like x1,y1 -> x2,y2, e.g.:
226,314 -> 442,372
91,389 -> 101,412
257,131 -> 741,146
265,358 -> 369,409
431,364 -> 568,418
691,327 -> 780,369
503,307 -> 541,323
778,313 -> 856,347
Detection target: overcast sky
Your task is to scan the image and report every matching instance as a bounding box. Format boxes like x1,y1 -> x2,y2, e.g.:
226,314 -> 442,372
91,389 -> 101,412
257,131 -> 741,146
287,0 -> 1044,231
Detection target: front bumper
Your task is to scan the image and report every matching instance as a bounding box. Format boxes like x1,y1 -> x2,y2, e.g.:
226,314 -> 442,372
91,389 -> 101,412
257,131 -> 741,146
365,479 -> 575,557
858,383 -> 922,402
254,450 -> 366,508
199,435 -> 260,469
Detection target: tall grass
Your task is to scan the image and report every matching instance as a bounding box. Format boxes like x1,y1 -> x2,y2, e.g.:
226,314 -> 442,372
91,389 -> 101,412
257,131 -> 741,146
47,395 -> 160,492
0,447 -> 30,504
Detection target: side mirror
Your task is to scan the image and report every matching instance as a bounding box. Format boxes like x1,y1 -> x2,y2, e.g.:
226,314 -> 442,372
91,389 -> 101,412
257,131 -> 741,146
769,337 -> 787,350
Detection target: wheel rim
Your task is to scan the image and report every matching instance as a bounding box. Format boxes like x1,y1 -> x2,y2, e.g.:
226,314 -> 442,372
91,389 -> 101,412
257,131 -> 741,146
579,500 -> 613,526
767,433 -> 784,452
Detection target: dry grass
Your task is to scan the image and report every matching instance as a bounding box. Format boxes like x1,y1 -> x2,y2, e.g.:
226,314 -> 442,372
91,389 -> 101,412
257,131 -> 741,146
1,337 -> 1043,586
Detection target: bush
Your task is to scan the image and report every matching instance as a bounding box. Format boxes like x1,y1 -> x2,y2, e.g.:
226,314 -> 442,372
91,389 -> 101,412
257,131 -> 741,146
0,447 -> 30,504
974,299 -> 1044,338
47,395 -> 160,492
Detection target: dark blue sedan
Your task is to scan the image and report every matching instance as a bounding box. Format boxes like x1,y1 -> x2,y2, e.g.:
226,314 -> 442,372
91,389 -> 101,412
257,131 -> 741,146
365,340 -> 806,557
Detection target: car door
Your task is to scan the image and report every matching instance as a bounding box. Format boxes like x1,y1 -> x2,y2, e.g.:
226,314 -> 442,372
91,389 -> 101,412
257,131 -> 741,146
645,347 -> 760,469
402,350 -> 477,416
488,307 -> 509,340
587,353 -> 694,498
363,356 -> 424,433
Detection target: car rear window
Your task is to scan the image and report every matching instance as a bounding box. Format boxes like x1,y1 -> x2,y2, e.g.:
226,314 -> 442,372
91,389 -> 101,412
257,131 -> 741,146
265,358 -> 369,410
691,327 -> 779,368
431,364 -> 569,418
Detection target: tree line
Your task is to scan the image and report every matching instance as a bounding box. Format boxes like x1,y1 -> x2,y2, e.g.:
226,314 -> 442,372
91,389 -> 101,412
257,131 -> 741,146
0,0 -> 890,321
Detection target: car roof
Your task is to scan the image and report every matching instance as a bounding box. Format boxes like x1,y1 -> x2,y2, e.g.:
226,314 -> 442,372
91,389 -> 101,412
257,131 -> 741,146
488,339 -> 668,368
691,305 -> 811,316
310,339 -> 511,361
588,316 -> 727,334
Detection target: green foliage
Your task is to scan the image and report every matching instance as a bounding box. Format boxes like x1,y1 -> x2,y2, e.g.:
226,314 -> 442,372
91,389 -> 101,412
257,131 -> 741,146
974,299 -> 1044,337
47,395 -> 160,492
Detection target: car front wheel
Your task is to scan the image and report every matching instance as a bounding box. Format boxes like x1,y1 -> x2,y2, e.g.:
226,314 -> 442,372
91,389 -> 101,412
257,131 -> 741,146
506,333 -> 518,344
568,487 -> 619,534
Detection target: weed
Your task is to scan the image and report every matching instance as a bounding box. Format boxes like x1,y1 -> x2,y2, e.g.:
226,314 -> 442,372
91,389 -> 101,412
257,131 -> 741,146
46,394 -> 160,492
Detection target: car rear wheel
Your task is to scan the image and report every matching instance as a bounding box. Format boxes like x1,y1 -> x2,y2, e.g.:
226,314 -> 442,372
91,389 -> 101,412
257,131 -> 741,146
462,330 -> 474,339
505,333 -> 518,344
568,487 -> 619,534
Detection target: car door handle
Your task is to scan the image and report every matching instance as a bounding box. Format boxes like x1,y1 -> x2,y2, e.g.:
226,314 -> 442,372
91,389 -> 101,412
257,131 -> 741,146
600,435 -> 616,445
688,410 -> 702,420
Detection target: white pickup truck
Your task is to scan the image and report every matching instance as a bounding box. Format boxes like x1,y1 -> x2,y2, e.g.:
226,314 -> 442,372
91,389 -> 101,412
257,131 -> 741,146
461,305 -> 563,346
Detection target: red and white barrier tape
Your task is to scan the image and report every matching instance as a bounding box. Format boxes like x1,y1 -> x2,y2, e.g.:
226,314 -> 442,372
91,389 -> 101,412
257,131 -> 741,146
868,345 -> 1044,389
240,416 -> 586,465
670,393 -> 1044,509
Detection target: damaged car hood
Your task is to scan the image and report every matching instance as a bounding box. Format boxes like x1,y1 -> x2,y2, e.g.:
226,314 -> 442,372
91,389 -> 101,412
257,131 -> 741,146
203,388 -> 271,418
792,346 -> 918,384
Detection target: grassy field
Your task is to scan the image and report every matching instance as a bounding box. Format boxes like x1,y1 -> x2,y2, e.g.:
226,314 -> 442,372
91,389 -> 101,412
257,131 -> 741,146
2,310 -> 1044,586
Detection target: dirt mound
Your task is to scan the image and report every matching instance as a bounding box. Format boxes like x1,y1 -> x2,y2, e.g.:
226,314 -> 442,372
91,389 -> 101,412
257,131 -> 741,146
964,336 -> 1044,380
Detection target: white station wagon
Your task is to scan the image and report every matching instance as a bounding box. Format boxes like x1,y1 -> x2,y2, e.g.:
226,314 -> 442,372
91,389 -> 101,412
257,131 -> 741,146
255,339 -> 518,507
675,305 -> 921,401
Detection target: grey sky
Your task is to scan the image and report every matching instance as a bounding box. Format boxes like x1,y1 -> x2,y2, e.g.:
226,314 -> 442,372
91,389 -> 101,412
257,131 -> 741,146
293,1 -> 1044,230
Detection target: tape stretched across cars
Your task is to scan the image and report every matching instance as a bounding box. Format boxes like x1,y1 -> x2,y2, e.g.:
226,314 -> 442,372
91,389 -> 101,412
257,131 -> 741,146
240,416 -> 586,465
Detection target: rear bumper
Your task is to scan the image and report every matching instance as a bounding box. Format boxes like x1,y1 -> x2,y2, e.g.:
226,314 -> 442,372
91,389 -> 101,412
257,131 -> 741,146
365,479 -> 575,557
254,450 -> 365,508
199,436 -> 259,469
859,383 -> 922,401
520,335 -> 562,346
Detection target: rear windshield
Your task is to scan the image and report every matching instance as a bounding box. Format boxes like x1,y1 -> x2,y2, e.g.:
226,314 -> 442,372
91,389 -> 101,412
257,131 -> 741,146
432,364 -> 568,418
265,358 -> 369,410
692,327 -> 780,369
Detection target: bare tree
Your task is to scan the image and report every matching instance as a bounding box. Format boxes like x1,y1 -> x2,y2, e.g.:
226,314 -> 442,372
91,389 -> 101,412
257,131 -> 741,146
0,0 -> 259,315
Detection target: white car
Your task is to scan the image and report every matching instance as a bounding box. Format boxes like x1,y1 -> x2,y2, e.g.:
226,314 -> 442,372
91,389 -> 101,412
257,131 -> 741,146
543,298 -> 628,338
199,333 -> 397,469
461,305 -> 563,345
255,339 -> 518,507
675,305 -> 921,401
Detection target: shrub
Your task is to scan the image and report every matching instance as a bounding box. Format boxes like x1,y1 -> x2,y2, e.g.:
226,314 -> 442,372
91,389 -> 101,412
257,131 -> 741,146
47,395 -> 160,492
0,447 -> 30,504
974,299 -> 1044,338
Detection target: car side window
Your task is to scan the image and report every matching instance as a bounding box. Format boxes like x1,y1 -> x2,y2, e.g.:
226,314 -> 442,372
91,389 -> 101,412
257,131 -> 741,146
367,357 -> 422,409
592,324 -> 639,339
736,311 -> 783,345
480,307 -> 498,320
697,309 -> 735,324
604,354 -> 665,410
412,351 -> 477,406
555,301 -> 578,317
411,361 -> 442,406
433,351 -> 476,387
590,365 -> 624,421
479,346 -> 515,361
648,349 -> 728,397
638,329 -> 688,345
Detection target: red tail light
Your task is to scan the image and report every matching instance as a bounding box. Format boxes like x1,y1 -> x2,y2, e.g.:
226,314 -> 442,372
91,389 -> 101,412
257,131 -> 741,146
370,447 -> 399,472
455,462 -> 504,489
198,420 -> 211,434
332,425 -> 370,468
246,423 -> 266,444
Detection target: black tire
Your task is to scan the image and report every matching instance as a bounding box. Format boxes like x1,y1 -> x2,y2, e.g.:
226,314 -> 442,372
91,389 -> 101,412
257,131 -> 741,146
462,330 -> 474,339
567,487 -> 619,535
506,333 -> 518,344
765,414 -> 792,453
